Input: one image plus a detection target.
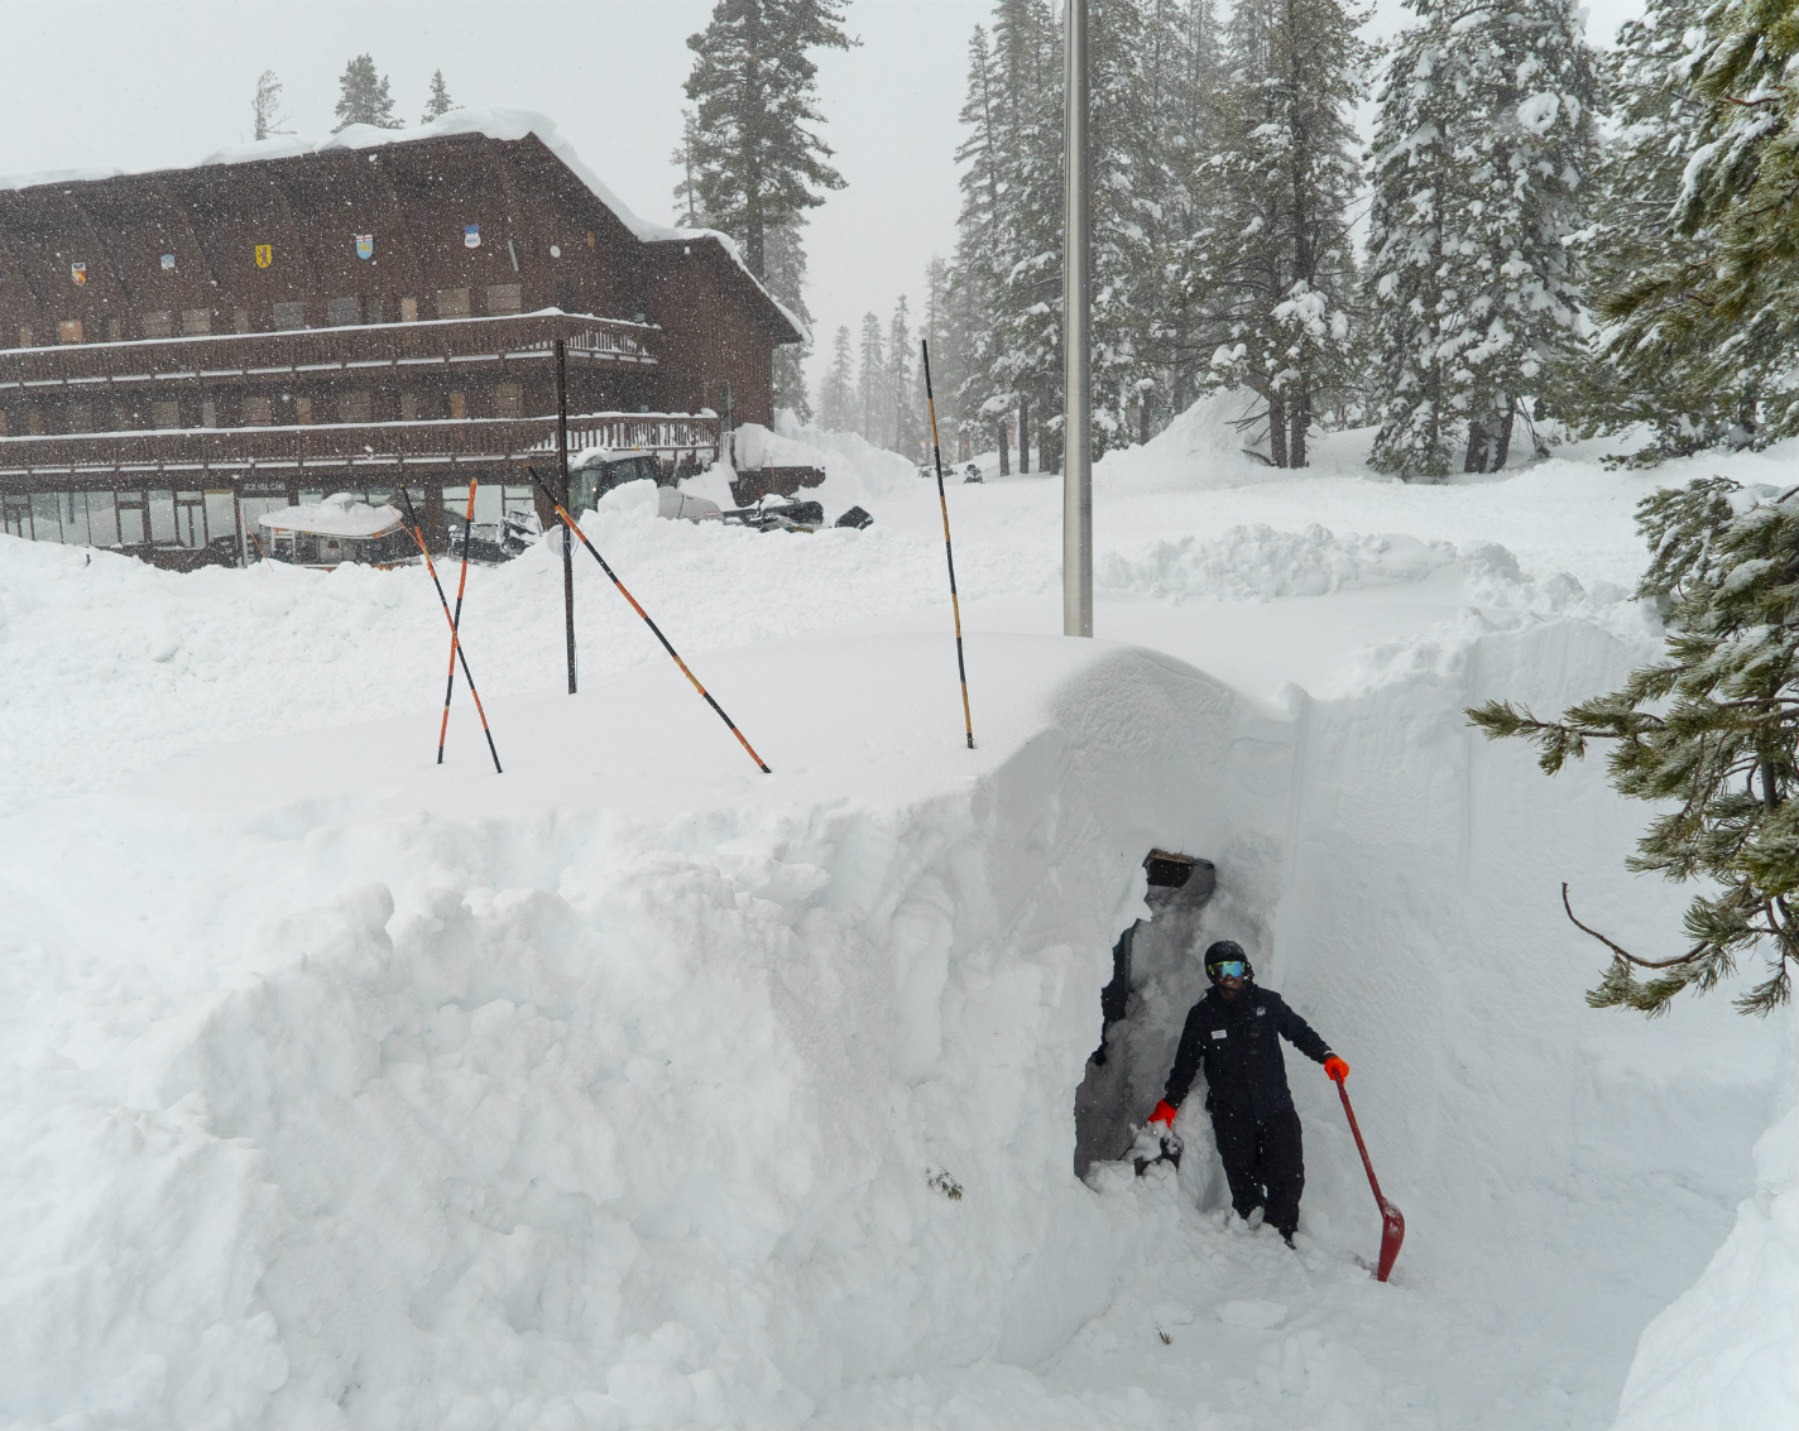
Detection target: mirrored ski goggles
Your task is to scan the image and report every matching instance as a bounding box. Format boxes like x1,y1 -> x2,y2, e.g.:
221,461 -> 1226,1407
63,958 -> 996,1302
1210,959 -> 1247,980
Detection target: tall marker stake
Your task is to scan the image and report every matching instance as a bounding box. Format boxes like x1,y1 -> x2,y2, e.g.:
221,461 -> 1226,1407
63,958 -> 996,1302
556,339 -> 577,694
527,466 -> 771,774
399,488 -> 503,775
921,338 -> 975,750
436,476 -> 479,764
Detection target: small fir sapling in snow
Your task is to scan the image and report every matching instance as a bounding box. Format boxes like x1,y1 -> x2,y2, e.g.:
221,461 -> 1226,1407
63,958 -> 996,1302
1363,0 -> 1598,479
857,311 -> 887,446
1468,478 -> 1799,1015
1600,0 -> 1799,449
333,53 -> 401,132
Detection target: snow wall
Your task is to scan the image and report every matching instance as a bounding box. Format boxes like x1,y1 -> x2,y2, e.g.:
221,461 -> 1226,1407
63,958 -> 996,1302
0,535 -> 1789,1427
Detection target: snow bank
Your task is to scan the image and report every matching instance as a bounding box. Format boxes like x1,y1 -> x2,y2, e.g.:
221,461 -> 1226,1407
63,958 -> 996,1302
1612,1082 -> 1799,1431
1095,391 -> 1295,496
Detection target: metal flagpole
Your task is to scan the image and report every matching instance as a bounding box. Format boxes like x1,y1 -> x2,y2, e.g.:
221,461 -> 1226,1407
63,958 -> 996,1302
556,338 -> 577,693
1063,0 -> 1093,638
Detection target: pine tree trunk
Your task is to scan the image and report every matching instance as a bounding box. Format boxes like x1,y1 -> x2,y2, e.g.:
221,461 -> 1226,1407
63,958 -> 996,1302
1139,395 -> 1151,446
1268,391 -> 1289,468
999,423 -> 1011,476
1019,397 -> 1031,473
1287,382 -> 1308,469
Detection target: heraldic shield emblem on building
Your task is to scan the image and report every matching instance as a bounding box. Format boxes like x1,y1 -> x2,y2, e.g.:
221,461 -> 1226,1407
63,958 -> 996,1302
254,244 -> 273,269
355,234 -> 374,260
70,262 -> 87,286
464,223 -> 481,248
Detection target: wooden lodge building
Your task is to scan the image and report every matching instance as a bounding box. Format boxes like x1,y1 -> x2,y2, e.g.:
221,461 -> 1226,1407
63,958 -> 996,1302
0,110 -> 802,565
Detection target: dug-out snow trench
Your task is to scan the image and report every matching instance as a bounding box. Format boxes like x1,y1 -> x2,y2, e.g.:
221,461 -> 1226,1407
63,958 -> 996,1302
0,627 -> 1777,1427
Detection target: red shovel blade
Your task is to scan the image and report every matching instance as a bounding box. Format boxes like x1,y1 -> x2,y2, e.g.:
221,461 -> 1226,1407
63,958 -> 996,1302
1375,1199 -> 1405,1283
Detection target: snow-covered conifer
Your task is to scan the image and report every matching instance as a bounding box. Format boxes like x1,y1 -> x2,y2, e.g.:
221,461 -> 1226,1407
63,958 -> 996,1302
857,313 -> 888,445
816,326 -> 857,432
1365,0 -> 1598,478
1602,0 -> 1799,447
681,0 -> 851,279
421,69 -> 458,124
887,297 -> 922,459
251,70 -> 289,142
333,54 -> 400,132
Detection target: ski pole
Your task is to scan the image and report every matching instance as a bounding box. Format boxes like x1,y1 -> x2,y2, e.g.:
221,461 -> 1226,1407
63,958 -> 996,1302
398,487 -> 503,775
436,477 -> 479,764
525,466 -> 771,774
920,338 -> 974,750
1337,1080 -> 1405,1282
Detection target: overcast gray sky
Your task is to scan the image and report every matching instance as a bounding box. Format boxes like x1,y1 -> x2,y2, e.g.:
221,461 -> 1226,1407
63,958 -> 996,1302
0,0 -> 1640,397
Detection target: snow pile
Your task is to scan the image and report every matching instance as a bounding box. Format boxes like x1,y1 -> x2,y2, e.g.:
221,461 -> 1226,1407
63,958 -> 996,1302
1099,524 -> 1455,602
1612,1088 -> 1799,1431
1096,391 -> 1292,495
0,403 -> 1792,1427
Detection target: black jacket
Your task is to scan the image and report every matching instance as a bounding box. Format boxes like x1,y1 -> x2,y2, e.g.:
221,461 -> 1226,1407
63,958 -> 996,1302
1163,985 -> 1333,1123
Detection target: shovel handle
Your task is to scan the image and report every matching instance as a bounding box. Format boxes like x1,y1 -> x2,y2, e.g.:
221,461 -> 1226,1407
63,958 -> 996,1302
1337,1079 -> 1387,1206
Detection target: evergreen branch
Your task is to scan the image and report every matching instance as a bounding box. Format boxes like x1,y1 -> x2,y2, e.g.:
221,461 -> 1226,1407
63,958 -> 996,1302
1561,883 -> 1708,970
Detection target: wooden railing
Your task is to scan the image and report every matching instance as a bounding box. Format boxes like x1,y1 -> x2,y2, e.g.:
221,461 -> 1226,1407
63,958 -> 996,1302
0,410 -> 721,483
0,311 -> 658,396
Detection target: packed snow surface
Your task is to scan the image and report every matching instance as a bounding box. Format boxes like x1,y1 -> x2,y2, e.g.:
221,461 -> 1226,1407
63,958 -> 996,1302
258,494 -> 402,538
0,406 -> 1792,1430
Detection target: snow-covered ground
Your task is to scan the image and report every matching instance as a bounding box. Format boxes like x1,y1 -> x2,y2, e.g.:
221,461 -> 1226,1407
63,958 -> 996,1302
0,401 -> 1792,1429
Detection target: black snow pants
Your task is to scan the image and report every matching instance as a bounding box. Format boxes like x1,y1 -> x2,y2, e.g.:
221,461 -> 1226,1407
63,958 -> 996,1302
1211,1105 -> 1304,1239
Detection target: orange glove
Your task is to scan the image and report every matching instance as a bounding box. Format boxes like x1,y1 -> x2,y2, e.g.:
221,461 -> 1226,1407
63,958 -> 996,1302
1148,1100 -> 1179,1127
1324,1055 -> 1349,1083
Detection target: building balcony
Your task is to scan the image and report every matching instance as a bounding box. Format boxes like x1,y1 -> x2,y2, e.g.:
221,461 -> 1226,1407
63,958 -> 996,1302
0,409 -> 721,485
0,310 -> 658,399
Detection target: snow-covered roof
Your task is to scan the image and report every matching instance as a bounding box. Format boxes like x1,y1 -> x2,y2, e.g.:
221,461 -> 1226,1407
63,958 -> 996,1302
0,107 -> 806,344
258,493 -> 402,539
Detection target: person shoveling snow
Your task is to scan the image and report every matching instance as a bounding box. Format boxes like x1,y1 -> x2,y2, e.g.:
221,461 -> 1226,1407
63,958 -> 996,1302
1148,940 -> 1348,1247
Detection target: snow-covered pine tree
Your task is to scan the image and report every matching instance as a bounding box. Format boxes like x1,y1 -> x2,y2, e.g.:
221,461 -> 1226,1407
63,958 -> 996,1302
816,325 -> 857,432
1365,0 -> 1598,479
252,70 -> 289,142
856,313 -> 887,445
1602,0 -> 1799,447
1470,477 -> 1799,1016
681,0 -> 852,279
764,220 -> 815,424
921,255 -> 964,446
1183,0 -> 1367,467
671,112 -> 706,228
1556,0 -> 1733,461
421,69 -> 458,123
333,54 -> 401,132
888,297 -> 922,459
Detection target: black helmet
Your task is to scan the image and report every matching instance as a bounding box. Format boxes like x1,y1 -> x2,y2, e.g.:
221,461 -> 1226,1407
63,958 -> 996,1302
1204,940 -> 1253,983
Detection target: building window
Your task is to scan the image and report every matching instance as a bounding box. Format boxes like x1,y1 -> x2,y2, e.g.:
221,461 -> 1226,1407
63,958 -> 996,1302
400,296 -> 419,323
151,400 -> 181,430
272,301 -> 306,331
448,391 -> 467,421
18,327 -> 33,348
68,401 -> 92,432
399,390 -> 419,422
243,396 -> 273,426
327,295 -> 361,326
58,319 -> 85,344
367,296 -> 386,325
27,408 -> 46,435
140,311 -> 173,339
105,317 -> 122,342
201,398 -> 218,428
181,308 -> 211,336
0,410 -> 8,436
435,287 -> 471,319
486,283 -> 523,315
494,382 -> 523,418
294,396 -> 312,425
336,391 -> 370,424
233,308 -> 251,334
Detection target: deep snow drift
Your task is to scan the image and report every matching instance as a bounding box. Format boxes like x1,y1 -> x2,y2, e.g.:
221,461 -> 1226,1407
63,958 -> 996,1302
0,407 -> 1792,1429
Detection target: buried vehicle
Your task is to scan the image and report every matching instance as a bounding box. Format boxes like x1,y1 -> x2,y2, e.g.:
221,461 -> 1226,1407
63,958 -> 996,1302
256,493 -> 415,569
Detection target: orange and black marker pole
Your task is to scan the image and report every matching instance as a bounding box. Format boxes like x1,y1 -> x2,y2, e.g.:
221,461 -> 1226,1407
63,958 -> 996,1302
436,477 -> 479,764
921,338 -> 975,750
526,466 -> 771,774
399,487 -> 503,775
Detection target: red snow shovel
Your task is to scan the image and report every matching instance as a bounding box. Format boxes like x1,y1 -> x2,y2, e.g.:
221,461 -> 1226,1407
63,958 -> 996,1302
1337,1081 -> 1405,1282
